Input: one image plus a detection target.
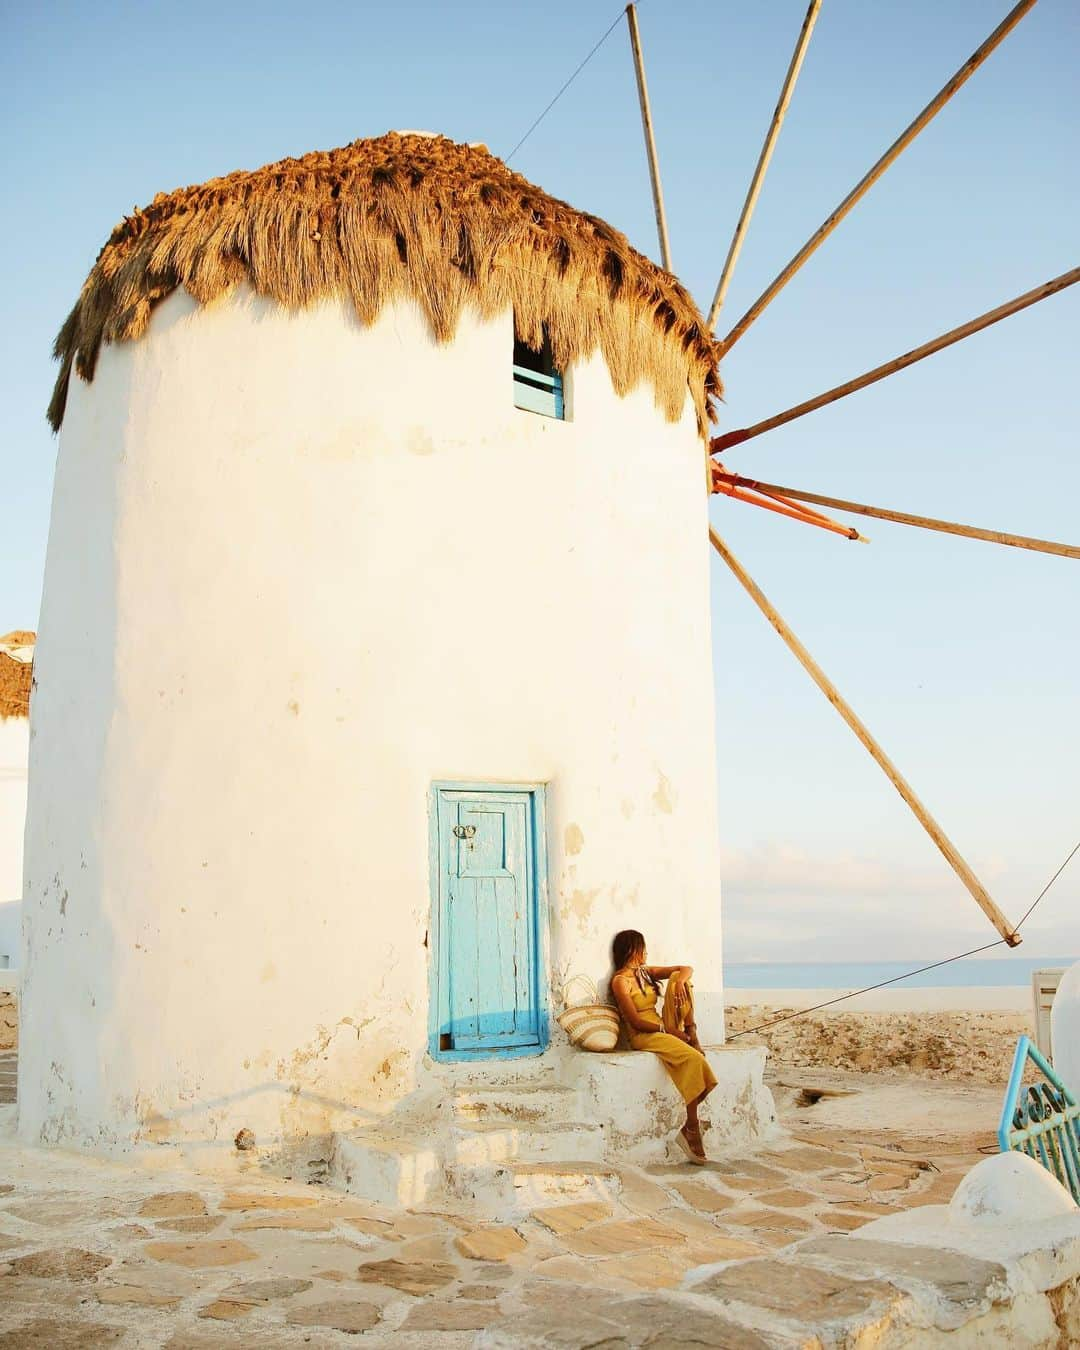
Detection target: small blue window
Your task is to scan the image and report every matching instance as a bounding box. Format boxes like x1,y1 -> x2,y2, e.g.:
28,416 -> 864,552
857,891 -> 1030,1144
513,329 -> 565,420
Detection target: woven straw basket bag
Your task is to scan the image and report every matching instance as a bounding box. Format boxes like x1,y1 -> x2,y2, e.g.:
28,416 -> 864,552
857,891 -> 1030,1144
556,974 -> 621,1052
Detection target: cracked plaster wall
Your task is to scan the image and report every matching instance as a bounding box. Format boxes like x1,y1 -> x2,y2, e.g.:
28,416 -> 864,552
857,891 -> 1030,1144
0,717 -> 29,968
21,289 -> 725,1152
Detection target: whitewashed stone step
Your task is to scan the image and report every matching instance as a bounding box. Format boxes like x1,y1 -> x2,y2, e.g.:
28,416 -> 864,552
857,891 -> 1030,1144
329,1045 -> 774,1210
451,1082 -> 580,1126
331,1129 -> 444,1209
432,1060 -> 563,1089
446,1159 -> 622,1216
449,1117 -> 605,1166
330,1114 -> 606,1209
508,1160 -> 622,1208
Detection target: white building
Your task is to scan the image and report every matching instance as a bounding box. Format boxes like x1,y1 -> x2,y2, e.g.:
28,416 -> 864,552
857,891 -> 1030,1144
0,633 -> 33,970
22,133 -> 768,1169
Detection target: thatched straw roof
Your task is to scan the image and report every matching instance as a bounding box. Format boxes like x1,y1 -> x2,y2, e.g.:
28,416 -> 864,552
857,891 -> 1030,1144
48,132 -> 721,435
0,632 -> 34,721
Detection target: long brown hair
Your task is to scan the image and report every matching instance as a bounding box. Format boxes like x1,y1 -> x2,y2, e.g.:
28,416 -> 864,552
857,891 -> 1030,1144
612,930 -> 660,991
612,930 -> 645,970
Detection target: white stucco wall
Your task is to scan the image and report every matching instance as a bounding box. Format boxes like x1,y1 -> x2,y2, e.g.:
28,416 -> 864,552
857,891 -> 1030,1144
22,289 -> 725,1151
0,716 -> 29,967
1052,960 -> 1080,1098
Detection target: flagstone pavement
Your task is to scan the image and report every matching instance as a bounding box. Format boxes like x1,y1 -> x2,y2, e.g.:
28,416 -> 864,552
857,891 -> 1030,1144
0,1068 -> 995,1347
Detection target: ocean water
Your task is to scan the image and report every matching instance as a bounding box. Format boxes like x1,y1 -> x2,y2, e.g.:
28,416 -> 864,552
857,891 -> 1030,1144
723,957 -> 1075,990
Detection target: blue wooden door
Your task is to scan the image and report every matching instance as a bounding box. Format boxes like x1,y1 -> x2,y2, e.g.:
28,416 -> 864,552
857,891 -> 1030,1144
432,787 -> 545,1058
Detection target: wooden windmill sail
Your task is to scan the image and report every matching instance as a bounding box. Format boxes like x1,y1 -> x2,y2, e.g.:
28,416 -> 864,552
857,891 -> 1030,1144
622,0 -> 1079,948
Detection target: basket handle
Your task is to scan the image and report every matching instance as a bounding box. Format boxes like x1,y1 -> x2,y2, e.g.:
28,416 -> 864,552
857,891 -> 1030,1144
561,973 -> 602,1009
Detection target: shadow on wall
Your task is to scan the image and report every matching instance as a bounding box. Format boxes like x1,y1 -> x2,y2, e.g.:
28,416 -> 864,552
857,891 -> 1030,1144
0,900 -> 19,968
26,1079 -> 391,1153
132,1080 -> 387,1148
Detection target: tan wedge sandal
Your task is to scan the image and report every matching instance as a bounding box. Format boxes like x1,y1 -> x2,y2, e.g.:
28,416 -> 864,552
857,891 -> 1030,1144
675,1126 -> 706,1165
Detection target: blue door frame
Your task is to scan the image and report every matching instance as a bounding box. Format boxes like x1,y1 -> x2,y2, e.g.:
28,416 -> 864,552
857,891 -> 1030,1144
428,782 -> 549,1062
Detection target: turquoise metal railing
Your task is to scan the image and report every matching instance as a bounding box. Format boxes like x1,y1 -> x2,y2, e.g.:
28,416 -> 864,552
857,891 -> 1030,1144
998,1034 -> 1080,1202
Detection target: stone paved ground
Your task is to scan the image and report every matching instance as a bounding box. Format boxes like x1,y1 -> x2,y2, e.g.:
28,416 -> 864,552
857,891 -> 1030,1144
0,1064 -> 996,1348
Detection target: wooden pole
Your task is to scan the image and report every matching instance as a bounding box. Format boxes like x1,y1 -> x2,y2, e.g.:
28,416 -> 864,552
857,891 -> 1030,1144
708,527 -> 1022,946
717,0 -> 1039,356
707,0 -> 822,331
730,475 -> 1080,560
626,3 -> 673,271
713,474 -> 867,541
712,266 -> 1080,452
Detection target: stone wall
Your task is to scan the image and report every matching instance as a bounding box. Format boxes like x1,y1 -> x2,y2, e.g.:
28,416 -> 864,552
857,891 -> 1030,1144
726,1003 -> 1032,1083
0,988 -> 15,1050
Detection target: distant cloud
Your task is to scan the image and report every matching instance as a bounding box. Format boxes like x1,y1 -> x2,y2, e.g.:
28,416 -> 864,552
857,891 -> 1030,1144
719,844 -> 932,897
720,841 -> 1079,965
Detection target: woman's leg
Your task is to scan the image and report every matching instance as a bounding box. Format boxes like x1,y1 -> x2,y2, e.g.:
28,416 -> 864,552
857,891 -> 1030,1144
630,1032 -> 716,1160
682,1090 -> 705,1154
682,1074 -> 716,1155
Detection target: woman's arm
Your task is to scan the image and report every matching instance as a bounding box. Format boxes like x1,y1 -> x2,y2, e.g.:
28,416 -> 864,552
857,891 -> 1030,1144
645,965 -> 693,982
652,967 -> 697,1046
611,973 -> 663,1035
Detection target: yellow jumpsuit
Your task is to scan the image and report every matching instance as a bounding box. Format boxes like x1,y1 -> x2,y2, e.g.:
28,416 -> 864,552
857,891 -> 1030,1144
625,980 -> 718,1104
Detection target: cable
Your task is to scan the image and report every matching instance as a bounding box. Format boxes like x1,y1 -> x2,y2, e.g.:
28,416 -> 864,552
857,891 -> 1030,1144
506,5 -> 630,163
726,940 -> 1006,1040
1014,838 -> 1080,931
727,833 -> 1080,1040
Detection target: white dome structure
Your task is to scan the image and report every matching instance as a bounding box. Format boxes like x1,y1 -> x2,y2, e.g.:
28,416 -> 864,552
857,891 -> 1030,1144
950,1150 -> 1078,1224
21,133 -> 731,1154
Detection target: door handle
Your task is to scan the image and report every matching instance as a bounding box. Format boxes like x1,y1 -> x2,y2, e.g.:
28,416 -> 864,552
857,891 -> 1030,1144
453,825 -> 477,840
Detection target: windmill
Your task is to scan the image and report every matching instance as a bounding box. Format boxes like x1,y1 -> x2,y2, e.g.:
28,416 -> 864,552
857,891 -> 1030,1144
21,0 -> 1075,1162
618,0 -> 1077,952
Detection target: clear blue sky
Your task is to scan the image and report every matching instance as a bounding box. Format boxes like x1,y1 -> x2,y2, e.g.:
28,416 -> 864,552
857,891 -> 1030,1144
2,1 -> 1077,965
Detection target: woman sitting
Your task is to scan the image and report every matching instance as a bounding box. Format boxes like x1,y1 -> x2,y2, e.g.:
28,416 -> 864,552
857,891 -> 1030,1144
609,928 -> 717,1164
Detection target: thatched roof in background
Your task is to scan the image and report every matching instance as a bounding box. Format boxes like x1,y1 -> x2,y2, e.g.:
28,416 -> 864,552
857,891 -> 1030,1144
0,633 -> 34,721
49,132 -> 721,435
